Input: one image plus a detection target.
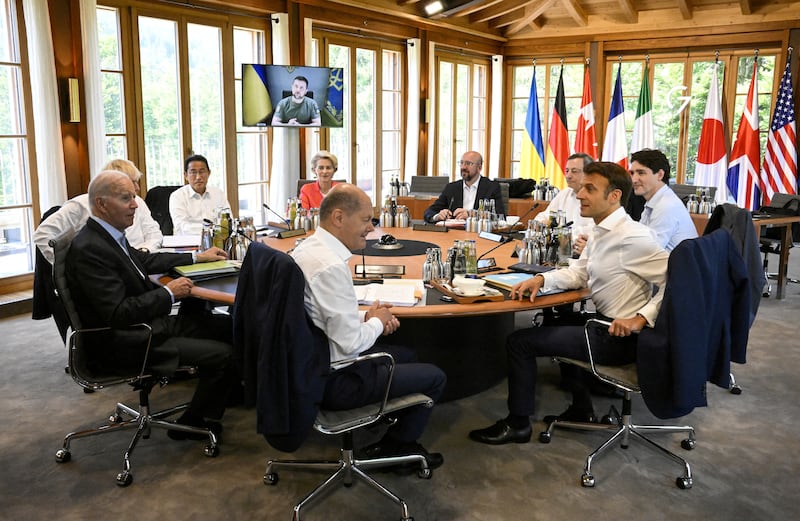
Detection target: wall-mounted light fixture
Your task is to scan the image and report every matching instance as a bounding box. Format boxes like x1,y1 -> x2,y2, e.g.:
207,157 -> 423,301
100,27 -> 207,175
67,78 -> 80,123
424,1 -> 444,16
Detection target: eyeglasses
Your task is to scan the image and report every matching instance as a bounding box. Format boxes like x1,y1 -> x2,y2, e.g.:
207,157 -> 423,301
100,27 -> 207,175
187,169 -> 209,177
458,160 -> 476,167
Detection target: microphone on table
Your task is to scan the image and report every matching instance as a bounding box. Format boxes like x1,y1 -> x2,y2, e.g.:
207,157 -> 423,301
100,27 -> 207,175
262,203 -> 290,229
513,202 -> 541,230
477,234 -> 514,261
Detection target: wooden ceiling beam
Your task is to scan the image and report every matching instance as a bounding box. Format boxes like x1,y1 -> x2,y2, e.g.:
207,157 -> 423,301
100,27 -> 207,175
469,0 -> 529,24
505,0 -> 557,36
561,0 -> 587,26
444,0 -> 506,18
676,0 -> 693,20
739,0 -> 753,15
616,0 -> 638,24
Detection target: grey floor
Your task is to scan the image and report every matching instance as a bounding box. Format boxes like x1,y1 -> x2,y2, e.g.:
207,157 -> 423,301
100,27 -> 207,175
2,257 -> 799,521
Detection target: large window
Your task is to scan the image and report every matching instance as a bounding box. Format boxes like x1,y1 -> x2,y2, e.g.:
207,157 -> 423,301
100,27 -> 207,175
507,50 -> 779,184
435,52 -> 490,179
98,2 -> 271,216
313,31 -> 406,205
507,60 -> 582,178
0,0 -> 35,279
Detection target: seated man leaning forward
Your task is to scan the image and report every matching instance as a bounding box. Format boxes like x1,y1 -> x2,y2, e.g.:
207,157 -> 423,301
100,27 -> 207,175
291,183 -> 447,470
423,151 -> 506,223
169,154 -> 232,236
469,162 -> 669,445
66,170 -> 238,440
630,148 -> 698,252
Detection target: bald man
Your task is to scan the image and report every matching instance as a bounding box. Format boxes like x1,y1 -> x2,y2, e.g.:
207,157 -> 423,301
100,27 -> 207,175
292,184 -> 446,472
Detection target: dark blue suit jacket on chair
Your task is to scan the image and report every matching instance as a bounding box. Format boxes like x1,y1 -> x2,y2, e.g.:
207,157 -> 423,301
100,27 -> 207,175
232,242 -> 330,453
637,229 -> 751,419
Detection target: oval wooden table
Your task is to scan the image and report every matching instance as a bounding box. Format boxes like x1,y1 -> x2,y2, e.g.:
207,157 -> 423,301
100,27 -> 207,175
185,225 -> 589,401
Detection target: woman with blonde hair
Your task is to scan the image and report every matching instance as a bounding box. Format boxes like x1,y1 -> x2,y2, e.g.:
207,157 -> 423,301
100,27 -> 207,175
299,151 -> 342,210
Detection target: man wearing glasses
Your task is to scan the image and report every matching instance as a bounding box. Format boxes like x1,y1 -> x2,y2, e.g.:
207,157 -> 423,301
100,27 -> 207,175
423,151 -> 505,223
169,154 -> 232,236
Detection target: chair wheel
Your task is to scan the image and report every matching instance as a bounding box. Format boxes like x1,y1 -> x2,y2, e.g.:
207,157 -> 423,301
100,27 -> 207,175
418,468 -> 432,479
116,471 -> 133,487
204,444 -> 219,457
83,388 -> 95,394
729,385 -> 742,395
538,431 -> 551,444
681,438 -> 695,450
676,477 -> 692,489
581,472 -> 595,487
264,472 -> 279,485
55,449 -> 71,463
109,414 -> 122,423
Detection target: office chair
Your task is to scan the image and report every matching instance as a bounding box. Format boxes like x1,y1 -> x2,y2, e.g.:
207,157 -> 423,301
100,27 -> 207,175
265,351 -> 434,521
232,242 -> 435,521
50,237 -> 218,487
540,230 -> 751,489
144,185 -> 181,235
756,194 -> 800,297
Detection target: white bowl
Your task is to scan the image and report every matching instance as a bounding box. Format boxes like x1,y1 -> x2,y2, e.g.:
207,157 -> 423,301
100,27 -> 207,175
452,276 -> 486,296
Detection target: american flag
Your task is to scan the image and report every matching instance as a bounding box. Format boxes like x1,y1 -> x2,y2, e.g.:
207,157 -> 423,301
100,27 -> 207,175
758,53 -> 797,206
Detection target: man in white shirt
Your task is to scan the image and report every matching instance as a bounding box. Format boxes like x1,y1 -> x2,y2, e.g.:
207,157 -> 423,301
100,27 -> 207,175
169,154 -> 232,236
630,149 -> 697,252
34,159 -> 163,263
292,184 -> 446,471
469,162 -> 669,445
535,152 -> 596,256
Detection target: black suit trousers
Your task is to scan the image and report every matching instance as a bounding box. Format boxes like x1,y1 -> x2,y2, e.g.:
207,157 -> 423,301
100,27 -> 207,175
506,324 -> 636,417
321,344 -> 446,443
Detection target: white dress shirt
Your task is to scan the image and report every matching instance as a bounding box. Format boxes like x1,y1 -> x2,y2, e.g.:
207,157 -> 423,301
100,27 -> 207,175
291,226 -> 384,363
462,179 -> 479,213
168,184 -> 231,236
34,193 -> 163,264
640,184 -> 698,252
540,207 -> 669,326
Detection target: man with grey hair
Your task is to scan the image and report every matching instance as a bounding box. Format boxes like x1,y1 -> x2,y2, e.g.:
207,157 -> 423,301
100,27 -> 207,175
66,170 -> 238,440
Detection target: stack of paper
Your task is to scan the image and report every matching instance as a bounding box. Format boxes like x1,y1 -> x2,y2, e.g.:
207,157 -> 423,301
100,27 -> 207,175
354,279 -> 423,307
172,260 -> 238,278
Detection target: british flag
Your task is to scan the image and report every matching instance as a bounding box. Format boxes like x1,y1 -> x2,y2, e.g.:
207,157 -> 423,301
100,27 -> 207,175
726,61 -> 760,210
758,53 -> 797,206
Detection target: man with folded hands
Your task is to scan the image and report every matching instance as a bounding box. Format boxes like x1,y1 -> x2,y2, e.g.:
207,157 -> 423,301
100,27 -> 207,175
292,183 -> 447,471
66,170 -> 238,441
469,162 -> 668,445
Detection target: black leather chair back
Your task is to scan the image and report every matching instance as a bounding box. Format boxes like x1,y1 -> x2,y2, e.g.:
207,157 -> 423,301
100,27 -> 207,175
144,186 -> 181,235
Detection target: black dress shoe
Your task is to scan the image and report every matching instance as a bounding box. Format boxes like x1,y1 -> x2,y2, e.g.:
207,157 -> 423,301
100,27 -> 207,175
468,420 -> 532,445
542,405 -> 596,425
359,440 -> 444,474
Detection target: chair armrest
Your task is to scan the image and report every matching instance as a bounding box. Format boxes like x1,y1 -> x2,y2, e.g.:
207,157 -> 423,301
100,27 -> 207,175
330,352 -> 395,419
69,322 -> 154,382
582,318 -> 613,380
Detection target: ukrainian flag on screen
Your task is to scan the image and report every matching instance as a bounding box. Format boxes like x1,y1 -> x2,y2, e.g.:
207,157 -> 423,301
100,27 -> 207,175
519,68 -> 545,180
323,68 -> 344,127
242,64 -> 272,126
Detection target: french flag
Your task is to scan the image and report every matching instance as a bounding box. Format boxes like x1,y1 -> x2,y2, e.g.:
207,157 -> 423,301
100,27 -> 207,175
601,65 -> 628,169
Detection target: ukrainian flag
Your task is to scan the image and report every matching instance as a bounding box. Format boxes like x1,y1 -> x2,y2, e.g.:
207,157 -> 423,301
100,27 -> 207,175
242,64 -> 272,126
519,66 -> 546,180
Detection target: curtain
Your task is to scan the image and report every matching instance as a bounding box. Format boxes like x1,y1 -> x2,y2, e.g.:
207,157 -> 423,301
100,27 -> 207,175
79,0 -> 105,177
268,12 -> 298,213
22,0 -> 67,209
404,38 -> 421,180
489,54 -> 503,178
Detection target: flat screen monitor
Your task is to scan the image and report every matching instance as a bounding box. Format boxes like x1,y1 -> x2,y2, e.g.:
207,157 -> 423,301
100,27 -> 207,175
241,64 -> 344,128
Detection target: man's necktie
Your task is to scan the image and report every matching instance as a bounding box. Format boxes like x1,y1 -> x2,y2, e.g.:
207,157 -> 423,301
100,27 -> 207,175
119,235 -> 146,279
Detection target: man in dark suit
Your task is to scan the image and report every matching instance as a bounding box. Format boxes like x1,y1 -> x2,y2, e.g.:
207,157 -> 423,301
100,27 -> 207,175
66,170 -> 237,440
423,151 -> 505,222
